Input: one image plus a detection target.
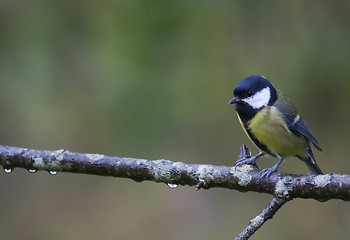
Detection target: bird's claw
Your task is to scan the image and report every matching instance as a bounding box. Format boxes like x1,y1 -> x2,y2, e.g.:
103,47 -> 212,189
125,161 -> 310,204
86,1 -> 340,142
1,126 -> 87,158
235,157 -> 259,170
235,145 -> 263,170
259,167 -> 277,179
259,156 -> 284,178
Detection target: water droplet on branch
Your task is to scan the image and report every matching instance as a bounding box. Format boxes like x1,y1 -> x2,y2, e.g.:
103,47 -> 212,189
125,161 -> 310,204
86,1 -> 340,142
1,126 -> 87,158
167,183 -> 178,189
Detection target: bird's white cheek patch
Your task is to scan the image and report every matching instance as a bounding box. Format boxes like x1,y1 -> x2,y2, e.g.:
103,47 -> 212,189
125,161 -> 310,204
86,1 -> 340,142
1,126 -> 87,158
244,87 -> 270,109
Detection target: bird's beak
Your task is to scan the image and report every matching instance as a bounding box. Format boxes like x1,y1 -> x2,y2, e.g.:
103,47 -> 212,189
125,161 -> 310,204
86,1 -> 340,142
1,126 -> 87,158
228,97 -> 241,104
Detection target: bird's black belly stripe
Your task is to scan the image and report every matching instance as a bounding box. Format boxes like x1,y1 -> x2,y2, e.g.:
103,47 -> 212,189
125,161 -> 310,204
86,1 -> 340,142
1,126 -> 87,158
244,125 -> 276,157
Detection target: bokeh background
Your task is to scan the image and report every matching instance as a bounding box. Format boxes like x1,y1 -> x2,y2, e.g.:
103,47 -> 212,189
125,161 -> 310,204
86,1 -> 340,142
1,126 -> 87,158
0,1 -> 350,239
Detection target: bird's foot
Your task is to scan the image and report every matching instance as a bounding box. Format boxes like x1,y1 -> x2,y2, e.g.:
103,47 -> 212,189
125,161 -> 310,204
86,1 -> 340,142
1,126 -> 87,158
235,145 -> 263,170
259,156 -> 285,178
235,155 -> 261,170
259,166 -> 278,178
235,157 -> 258,168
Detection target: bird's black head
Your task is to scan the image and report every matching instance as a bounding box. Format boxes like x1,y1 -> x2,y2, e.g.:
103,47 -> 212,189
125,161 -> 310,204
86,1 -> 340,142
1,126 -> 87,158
228,75 -> 277,122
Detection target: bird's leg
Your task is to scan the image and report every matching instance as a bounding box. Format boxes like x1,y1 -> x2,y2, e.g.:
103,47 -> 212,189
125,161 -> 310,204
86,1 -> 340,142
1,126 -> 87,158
260,156 -> 285,178
235,152 -> 264,169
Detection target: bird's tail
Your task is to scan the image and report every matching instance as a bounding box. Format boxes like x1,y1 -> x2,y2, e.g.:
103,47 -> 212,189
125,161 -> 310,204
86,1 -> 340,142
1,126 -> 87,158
297,148 -> 323,175
298,148 -> 326,202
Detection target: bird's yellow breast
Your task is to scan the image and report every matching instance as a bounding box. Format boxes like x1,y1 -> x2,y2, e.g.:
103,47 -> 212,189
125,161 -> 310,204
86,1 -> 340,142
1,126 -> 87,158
247,106 -> 308,156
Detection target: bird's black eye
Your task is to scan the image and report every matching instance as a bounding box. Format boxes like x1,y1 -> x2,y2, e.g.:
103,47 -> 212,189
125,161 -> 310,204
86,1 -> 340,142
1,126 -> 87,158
247,91 -> 253,97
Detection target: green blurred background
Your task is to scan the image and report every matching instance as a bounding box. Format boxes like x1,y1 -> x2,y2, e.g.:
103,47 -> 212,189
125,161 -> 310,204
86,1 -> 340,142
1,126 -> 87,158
0,1 -> 350,239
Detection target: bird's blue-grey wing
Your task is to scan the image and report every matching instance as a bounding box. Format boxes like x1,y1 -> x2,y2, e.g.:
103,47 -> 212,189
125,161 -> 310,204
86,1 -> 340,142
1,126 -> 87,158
283,113 -> 322,152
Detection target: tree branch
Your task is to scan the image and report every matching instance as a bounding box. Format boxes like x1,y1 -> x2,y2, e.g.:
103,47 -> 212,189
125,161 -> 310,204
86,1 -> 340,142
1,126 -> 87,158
234,197 -> 289,240
1,144 -> 350,239
0,144 -> 348,201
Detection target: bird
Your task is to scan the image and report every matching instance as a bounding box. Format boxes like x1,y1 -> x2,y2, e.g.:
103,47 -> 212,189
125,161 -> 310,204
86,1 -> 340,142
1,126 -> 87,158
228,75 -> 323,178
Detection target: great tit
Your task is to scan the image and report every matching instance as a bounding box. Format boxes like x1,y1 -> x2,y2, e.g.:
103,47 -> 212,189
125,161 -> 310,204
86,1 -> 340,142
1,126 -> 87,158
229,75 -> 323,178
